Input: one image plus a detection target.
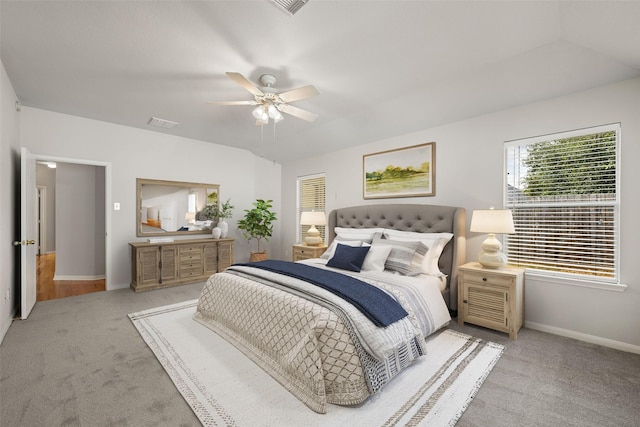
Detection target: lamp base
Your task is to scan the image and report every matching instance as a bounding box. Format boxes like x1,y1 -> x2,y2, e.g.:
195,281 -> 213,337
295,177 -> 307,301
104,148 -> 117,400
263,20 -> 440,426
477,234 -> 508,269
304,226 -> 323,246
477,251 -> 508,269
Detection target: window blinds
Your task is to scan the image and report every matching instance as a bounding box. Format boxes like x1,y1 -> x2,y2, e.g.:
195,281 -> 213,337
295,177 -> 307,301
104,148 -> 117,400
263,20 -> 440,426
504,124 -> 619,281
297,174 -> 326,243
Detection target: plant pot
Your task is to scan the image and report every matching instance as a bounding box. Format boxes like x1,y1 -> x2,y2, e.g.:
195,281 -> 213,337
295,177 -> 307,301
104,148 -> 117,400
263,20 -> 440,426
249,252 -> 267,262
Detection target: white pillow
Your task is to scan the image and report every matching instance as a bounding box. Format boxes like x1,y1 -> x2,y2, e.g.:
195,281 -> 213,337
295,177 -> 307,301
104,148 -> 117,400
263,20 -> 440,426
334,227 -> 385,241
320,237 -> 363,260
382,230 -> 454,276
361,244 -> 392,272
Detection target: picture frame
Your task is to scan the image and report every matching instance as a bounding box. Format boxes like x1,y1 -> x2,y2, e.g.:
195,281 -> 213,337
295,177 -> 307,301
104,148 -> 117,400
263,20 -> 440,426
363,142 -> 435,199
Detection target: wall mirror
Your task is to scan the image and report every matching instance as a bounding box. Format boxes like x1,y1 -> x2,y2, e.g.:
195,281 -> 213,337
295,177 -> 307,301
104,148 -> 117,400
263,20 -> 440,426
136,178 -> 220,237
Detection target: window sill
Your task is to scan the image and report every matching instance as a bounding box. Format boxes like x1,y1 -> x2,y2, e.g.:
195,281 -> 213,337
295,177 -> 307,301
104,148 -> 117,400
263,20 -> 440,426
525,271 -> 627,292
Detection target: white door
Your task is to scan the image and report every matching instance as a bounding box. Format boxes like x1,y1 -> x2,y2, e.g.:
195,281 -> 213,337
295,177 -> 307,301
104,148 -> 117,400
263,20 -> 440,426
19,147 -> 38,319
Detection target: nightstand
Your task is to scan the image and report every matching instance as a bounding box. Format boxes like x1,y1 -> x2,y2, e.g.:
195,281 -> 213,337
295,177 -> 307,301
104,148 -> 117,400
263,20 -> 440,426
458,262 -> 525,339
292,244 -> 327,261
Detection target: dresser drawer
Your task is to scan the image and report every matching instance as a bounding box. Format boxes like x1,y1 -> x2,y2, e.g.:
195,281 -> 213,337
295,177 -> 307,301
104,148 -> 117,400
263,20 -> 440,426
179,265 -> 203,277
293,248 -> 312,259
461,270 -> 514,287
180,245 -> 203,263
292,244 -> 327,261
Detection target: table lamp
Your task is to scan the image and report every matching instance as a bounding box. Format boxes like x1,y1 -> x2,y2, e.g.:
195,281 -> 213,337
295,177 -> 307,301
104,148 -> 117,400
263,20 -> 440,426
300,211 -> 326,246
470,208 -> 515,268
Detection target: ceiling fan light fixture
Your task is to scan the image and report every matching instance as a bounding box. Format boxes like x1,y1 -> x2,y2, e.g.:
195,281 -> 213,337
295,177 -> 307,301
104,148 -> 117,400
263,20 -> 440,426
252,105 -> 269,124
267,104 -> 283,122
252,105 -> 265,119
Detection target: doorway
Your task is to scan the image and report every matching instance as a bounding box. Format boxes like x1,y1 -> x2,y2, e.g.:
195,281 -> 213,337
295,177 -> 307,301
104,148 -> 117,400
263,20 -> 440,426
35,161 -> 107,301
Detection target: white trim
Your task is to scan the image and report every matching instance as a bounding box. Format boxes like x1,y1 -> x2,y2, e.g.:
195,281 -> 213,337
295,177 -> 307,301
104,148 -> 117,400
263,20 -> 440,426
504,122 -> 620,147
0,306 -> 16,345
37,186 -> 47,255
53,274 -> 105,281
526,271 -> 627,292
525,321 -> 640,355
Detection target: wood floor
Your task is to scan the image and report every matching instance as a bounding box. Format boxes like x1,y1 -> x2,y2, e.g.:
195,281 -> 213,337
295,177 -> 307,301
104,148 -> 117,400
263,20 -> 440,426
37,253 -> 105,301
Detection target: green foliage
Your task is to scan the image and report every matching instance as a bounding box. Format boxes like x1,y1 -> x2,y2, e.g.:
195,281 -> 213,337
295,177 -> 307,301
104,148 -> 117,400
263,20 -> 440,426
198,198 -> 234,222
213,199 -> 234,220
522,132 -> 616,197
236,199 -> 277,253
365,163 -> 428,182
207,192 -> 218,204
198,204 -> 217,221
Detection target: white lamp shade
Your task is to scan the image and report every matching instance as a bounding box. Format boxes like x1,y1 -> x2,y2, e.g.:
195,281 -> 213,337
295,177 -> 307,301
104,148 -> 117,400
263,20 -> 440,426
300,211 -> 327,226
470,209 -> 515,234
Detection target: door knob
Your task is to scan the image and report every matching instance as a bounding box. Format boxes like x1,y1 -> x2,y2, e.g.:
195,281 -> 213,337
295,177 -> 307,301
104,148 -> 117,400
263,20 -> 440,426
13,240 -> 36,246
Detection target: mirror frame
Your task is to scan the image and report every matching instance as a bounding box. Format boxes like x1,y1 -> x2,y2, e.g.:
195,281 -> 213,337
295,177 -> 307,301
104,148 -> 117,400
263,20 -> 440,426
136,178 -> 220,237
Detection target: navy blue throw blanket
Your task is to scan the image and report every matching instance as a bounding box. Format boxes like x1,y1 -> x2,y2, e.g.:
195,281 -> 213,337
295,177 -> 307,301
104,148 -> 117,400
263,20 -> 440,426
233,260 -> 408,327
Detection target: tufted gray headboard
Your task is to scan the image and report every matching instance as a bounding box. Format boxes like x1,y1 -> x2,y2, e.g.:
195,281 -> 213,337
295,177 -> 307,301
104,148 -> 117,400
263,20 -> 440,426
328,204 -> 466,312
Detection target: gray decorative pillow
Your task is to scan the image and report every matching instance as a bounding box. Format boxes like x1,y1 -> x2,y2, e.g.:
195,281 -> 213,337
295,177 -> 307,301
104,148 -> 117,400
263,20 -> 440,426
372,237 -> 426,276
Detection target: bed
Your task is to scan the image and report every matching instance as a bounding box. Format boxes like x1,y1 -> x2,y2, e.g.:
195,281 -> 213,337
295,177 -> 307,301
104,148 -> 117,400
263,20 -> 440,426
194,204 -> 466,413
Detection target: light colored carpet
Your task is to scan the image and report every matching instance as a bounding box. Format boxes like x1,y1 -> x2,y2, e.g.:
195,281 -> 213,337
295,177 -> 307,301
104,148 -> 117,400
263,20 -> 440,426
2,283 -> 639,426
130,300 -> 504,426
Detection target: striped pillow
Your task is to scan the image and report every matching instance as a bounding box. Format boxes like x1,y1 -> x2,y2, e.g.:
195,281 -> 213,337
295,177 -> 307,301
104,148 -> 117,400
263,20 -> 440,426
372,237 -> 426,276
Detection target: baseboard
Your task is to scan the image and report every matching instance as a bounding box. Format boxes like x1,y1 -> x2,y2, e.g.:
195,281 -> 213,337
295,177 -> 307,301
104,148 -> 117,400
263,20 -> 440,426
108,282 -> 130,291
52,274 -> 105,281
525,320 -> 640,355
0,306 -> 17,346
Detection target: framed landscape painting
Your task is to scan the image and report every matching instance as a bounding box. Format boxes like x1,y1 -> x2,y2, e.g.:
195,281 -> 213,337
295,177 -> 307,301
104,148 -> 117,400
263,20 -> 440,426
363,142 -> 435,199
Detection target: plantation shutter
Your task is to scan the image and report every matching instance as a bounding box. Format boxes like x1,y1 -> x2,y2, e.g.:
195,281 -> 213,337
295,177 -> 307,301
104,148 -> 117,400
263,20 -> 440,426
297,174 -> 326,243
504,124 -> 619,282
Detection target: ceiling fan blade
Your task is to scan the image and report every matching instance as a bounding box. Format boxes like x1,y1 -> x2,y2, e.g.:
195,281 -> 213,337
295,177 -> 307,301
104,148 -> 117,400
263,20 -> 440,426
278,85 -> 320,103
277,104 -> 318,122
226,72 -> 264,97
207,100 -> 259,106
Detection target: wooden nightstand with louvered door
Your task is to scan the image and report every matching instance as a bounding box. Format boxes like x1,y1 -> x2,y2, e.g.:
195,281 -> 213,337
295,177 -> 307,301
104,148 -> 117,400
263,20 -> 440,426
458,262 -> 525,339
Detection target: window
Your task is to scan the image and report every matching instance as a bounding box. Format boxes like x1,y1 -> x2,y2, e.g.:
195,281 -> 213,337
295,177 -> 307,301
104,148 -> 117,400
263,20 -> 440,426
296,173 -> 326,243
188,192 -> 197,213
504,124 -> 620,282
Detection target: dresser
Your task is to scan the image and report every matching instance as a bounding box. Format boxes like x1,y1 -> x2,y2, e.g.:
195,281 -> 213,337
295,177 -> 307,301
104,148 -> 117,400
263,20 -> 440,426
292,244 -> 327,261
130,238 -> 234,292
458,262 -> 525,339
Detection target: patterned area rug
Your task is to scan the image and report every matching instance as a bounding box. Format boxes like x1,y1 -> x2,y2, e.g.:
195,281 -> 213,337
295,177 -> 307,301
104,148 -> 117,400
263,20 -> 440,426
129,300 -> 504,427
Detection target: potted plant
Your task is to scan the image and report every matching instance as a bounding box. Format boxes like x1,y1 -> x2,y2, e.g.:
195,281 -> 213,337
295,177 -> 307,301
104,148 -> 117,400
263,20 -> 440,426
237,199 -> 277,261
213,199 -> 234,238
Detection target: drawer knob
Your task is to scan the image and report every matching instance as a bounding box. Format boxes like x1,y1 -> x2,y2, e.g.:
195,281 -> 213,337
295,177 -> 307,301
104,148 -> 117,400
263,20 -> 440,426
463,299 -> 468,304
482,277 -> 487,282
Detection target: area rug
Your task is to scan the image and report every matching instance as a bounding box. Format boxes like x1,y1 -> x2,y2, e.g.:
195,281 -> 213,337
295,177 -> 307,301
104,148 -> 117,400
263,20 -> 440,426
129,300 -> 504,427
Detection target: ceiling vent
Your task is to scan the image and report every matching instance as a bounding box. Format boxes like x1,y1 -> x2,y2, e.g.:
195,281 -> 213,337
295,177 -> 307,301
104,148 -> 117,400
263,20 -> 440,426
148,117 -> 179,129
270,0 -> 309,15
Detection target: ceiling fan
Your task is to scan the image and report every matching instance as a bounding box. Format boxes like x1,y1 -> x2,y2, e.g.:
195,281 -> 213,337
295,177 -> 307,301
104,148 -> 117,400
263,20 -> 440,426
208,72 -> 320,124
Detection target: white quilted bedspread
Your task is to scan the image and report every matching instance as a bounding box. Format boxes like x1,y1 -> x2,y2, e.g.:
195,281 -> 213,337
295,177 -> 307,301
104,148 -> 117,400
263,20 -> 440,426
193,264 -> 441,413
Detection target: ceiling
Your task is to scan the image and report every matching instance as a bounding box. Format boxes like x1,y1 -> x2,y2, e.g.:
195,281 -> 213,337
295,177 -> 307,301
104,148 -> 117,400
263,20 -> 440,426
2,1 -> 640,164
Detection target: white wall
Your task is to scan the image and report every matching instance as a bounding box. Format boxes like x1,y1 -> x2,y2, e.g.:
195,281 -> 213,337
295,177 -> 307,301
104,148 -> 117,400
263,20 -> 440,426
54,163 -> 105,279
0,61 -> 20,344
19,107 -> 282,289
281,77 -> 640,352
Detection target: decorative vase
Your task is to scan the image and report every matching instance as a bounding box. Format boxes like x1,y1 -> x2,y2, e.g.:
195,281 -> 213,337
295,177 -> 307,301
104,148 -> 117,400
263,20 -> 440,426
218,220 -> 229,238
211,227 -> 222,239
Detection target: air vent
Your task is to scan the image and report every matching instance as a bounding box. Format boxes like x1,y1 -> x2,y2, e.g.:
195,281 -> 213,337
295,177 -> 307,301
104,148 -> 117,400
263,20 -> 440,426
271,0 -> 309,15
148,117 -> 179,129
